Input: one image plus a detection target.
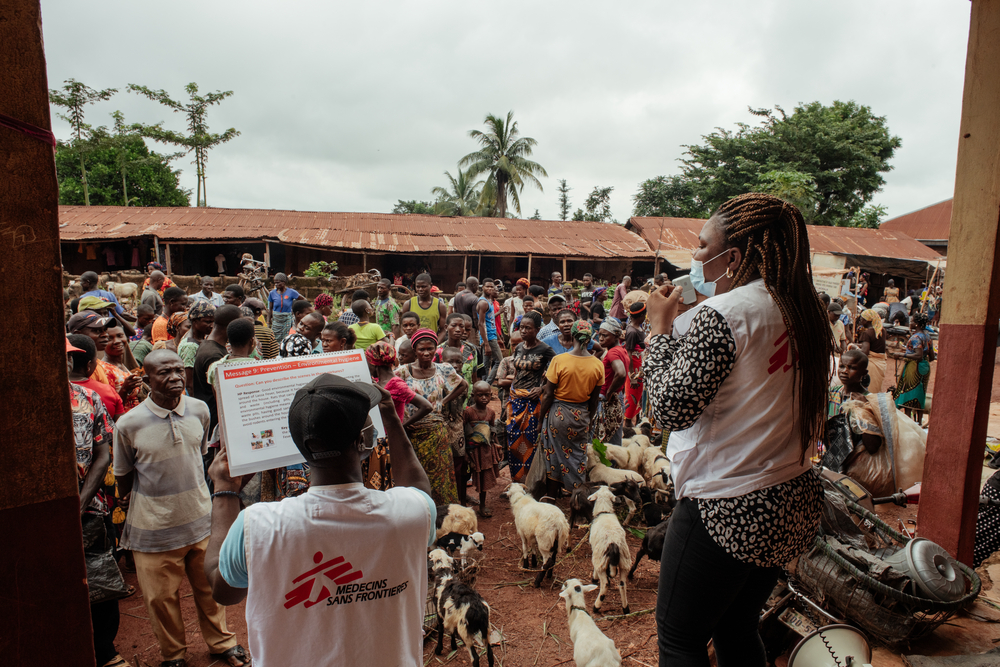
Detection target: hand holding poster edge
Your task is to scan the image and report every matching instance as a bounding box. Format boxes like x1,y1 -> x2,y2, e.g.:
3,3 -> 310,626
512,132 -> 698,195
214,350 -> 386,477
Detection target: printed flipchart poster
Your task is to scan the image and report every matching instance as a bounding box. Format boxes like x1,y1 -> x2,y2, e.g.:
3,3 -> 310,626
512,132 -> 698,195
215,351 -> 385,476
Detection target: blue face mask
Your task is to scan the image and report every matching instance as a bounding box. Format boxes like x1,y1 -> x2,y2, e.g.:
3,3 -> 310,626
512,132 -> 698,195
688,248 -> 731,297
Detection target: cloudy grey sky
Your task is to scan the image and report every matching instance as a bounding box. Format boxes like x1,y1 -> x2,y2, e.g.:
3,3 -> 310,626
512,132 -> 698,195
41,0 -> 971,223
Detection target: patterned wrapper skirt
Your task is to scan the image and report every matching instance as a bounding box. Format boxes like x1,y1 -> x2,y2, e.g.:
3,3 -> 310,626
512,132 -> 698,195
540,400 -> 593,491
596,391 -> 624,444
407,417 -> 457,505
893,358 -> 930,409
271,312 -> 294,344
362,437 -> 393,491
506,389 -> 542,483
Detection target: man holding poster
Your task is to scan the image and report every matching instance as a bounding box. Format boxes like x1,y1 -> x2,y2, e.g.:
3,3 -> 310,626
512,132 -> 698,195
204,374 -> 436,666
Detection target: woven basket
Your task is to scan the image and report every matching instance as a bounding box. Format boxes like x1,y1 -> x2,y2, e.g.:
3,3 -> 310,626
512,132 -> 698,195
792,498 -> 980,646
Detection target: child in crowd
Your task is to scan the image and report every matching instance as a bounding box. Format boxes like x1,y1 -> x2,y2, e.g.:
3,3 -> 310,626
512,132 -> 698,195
441,347 -> 470,505
464,381 -> 501,517
348,299 -> 386,350
397,338 -> 416,365
395,311 -> 421,351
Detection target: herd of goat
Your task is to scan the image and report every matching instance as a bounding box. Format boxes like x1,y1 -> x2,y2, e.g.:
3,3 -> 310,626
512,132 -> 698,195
428,423 -> 675,667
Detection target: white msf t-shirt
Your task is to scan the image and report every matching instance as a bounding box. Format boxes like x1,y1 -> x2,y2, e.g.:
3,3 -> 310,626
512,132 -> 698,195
221,484 -> 435,666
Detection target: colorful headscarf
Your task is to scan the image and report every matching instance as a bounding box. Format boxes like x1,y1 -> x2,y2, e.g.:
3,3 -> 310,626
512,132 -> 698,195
147,262 -> 164,273
592,286 -> 608,300
166,311 -> 188,337
314,293 -> 333,308
365,340 -> 397,368
188,300 -> 216,321
859,309 -> 884,338
516,277 -> 530,288
570,320 -> 593,343
409,328 -> 438,348
599,317 -> 623,338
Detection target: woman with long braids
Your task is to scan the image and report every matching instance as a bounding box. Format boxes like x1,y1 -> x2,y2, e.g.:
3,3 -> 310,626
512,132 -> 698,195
644,193 -> 830,667
850,309 -> 887,392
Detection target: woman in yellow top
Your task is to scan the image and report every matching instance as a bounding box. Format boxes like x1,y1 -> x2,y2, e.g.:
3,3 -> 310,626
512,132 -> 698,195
882,278 -> 900,304
539,320 -> 605,495
347,299 -> 387,350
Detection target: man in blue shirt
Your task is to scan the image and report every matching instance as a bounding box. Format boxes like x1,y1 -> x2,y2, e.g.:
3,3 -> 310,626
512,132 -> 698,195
189,276 -> 225,308
268,273 -> 300,341
79,271 -> 136,323
204,375 -> 436,666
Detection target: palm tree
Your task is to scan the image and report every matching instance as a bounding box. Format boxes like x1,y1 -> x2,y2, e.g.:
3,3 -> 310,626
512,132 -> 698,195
431,168 -> 485,216
460,111 -> 548,217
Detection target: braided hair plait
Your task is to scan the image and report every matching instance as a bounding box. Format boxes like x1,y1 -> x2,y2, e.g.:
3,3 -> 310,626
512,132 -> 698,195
714,193 -> 833,458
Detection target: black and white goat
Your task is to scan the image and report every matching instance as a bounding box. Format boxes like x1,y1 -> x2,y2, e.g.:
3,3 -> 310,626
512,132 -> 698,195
428,549 -> 494,667
436,531 -> 485,566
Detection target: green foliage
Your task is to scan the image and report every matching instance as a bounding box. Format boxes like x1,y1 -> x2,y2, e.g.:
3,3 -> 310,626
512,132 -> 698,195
557,179 -> 571,221
55,126 -> 191,207
431,167 -> 485,216
127,82 -> 240,207
571,207 -> 585,221
581,186 -> 616,223
632,101 -> 901,226
392,200 -> 436,214
49,79 -> 118,206
591,438 -> 612,467
460,111 -> 548,217
529,209 -> 541,220
303,261 -> 339,278
847,204 -> 887,229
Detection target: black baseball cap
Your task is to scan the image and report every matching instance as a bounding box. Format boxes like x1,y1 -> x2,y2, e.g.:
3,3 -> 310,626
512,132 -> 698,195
67,311 -> 111,333
288,374 -> 381,461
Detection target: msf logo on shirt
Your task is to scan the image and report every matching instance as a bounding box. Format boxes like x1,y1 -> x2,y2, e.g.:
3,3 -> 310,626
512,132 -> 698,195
284,551 -> 363,610
767,331 -> 797,375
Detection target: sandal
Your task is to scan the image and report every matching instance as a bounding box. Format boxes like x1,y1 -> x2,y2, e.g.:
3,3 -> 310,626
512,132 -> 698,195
102,655 -> 130,667
124,585 -> 136,598
479,506 -> 493,518
210,644 -> 250,667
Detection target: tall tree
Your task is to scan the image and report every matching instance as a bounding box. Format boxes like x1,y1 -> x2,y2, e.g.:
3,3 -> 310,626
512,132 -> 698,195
580,186 -> 616,223
392,200 -> 436,214
55,127 -> 190,207
49,79 -> 118,206
529,209 -> 542,220
460,111 -> 547,218
632,101 -> 901,226
431,168 -> 485,216
557,179 -> 571,221
128,82 -> 240,207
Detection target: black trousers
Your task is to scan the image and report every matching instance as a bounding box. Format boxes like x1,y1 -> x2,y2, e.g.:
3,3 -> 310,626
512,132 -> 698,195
92,598 -> 121,664
657,498 -> 780,667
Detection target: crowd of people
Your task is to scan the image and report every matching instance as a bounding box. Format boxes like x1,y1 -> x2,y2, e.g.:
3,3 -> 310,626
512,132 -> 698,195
64,201 -> 952,666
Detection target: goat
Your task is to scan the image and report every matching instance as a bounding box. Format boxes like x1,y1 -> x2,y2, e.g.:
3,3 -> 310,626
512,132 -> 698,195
639,448 -> 671,493
428,549 -> 494,667
586,444 -> 644,487
603,434 -> 650,473
502,483 -> 569,587
569,480 -> 642,529
587,486 -> 632,614
559,578 -> 622,667
627,519 -> 669,581
637,486 -> 673,527
436,531 -> 484,564
436,503 -> 478,541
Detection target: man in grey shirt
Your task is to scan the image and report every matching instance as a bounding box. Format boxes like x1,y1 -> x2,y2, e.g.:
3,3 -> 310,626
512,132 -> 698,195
114,350 -> 248,667
141,270 -> 166,316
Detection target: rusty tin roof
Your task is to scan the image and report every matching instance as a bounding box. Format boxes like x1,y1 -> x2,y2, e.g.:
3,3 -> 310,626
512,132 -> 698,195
59,206 -> 654,259
880,199 -> 952,243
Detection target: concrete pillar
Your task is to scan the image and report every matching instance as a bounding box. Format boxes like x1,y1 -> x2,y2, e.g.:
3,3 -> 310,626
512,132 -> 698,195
0,2 -> 96,664
919,0 -> 1000,564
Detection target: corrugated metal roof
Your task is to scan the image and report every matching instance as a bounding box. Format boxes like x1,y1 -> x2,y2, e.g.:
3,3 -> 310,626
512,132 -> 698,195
59,206 -> 654,259
627,216 -> 942,263
880,199 -> 952,243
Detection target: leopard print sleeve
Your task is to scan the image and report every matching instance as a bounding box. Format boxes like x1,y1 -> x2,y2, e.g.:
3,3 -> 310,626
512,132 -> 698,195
642,306 -> 736,431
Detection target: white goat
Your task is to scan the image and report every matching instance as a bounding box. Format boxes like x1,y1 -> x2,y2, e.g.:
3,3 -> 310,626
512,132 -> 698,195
559,578 -> 622,667
428,549 -> 494,667
502,483 -> 570,587
602,434 -> 650,472
586,444 -> 644,486
639,448 -> 671,493
587,486 -> 632,614
436,503 -> 478,541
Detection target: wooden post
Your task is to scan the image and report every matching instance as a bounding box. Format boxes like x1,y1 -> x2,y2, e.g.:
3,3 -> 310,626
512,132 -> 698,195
527,254 -> 532,284
562,256 -> 567,281
164,242 -> 172,275
265,241 -> 271,269
478,253 -> 482,276
919,0 -> 1000,564
0,2 -> 98,662
363,252 -> 367,273
153,236 -> 160,266
463,254 -> 468,279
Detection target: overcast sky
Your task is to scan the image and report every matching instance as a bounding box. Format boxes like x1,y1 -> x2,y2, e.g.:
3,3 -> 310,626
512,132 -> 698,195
41,1 -> 971,223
